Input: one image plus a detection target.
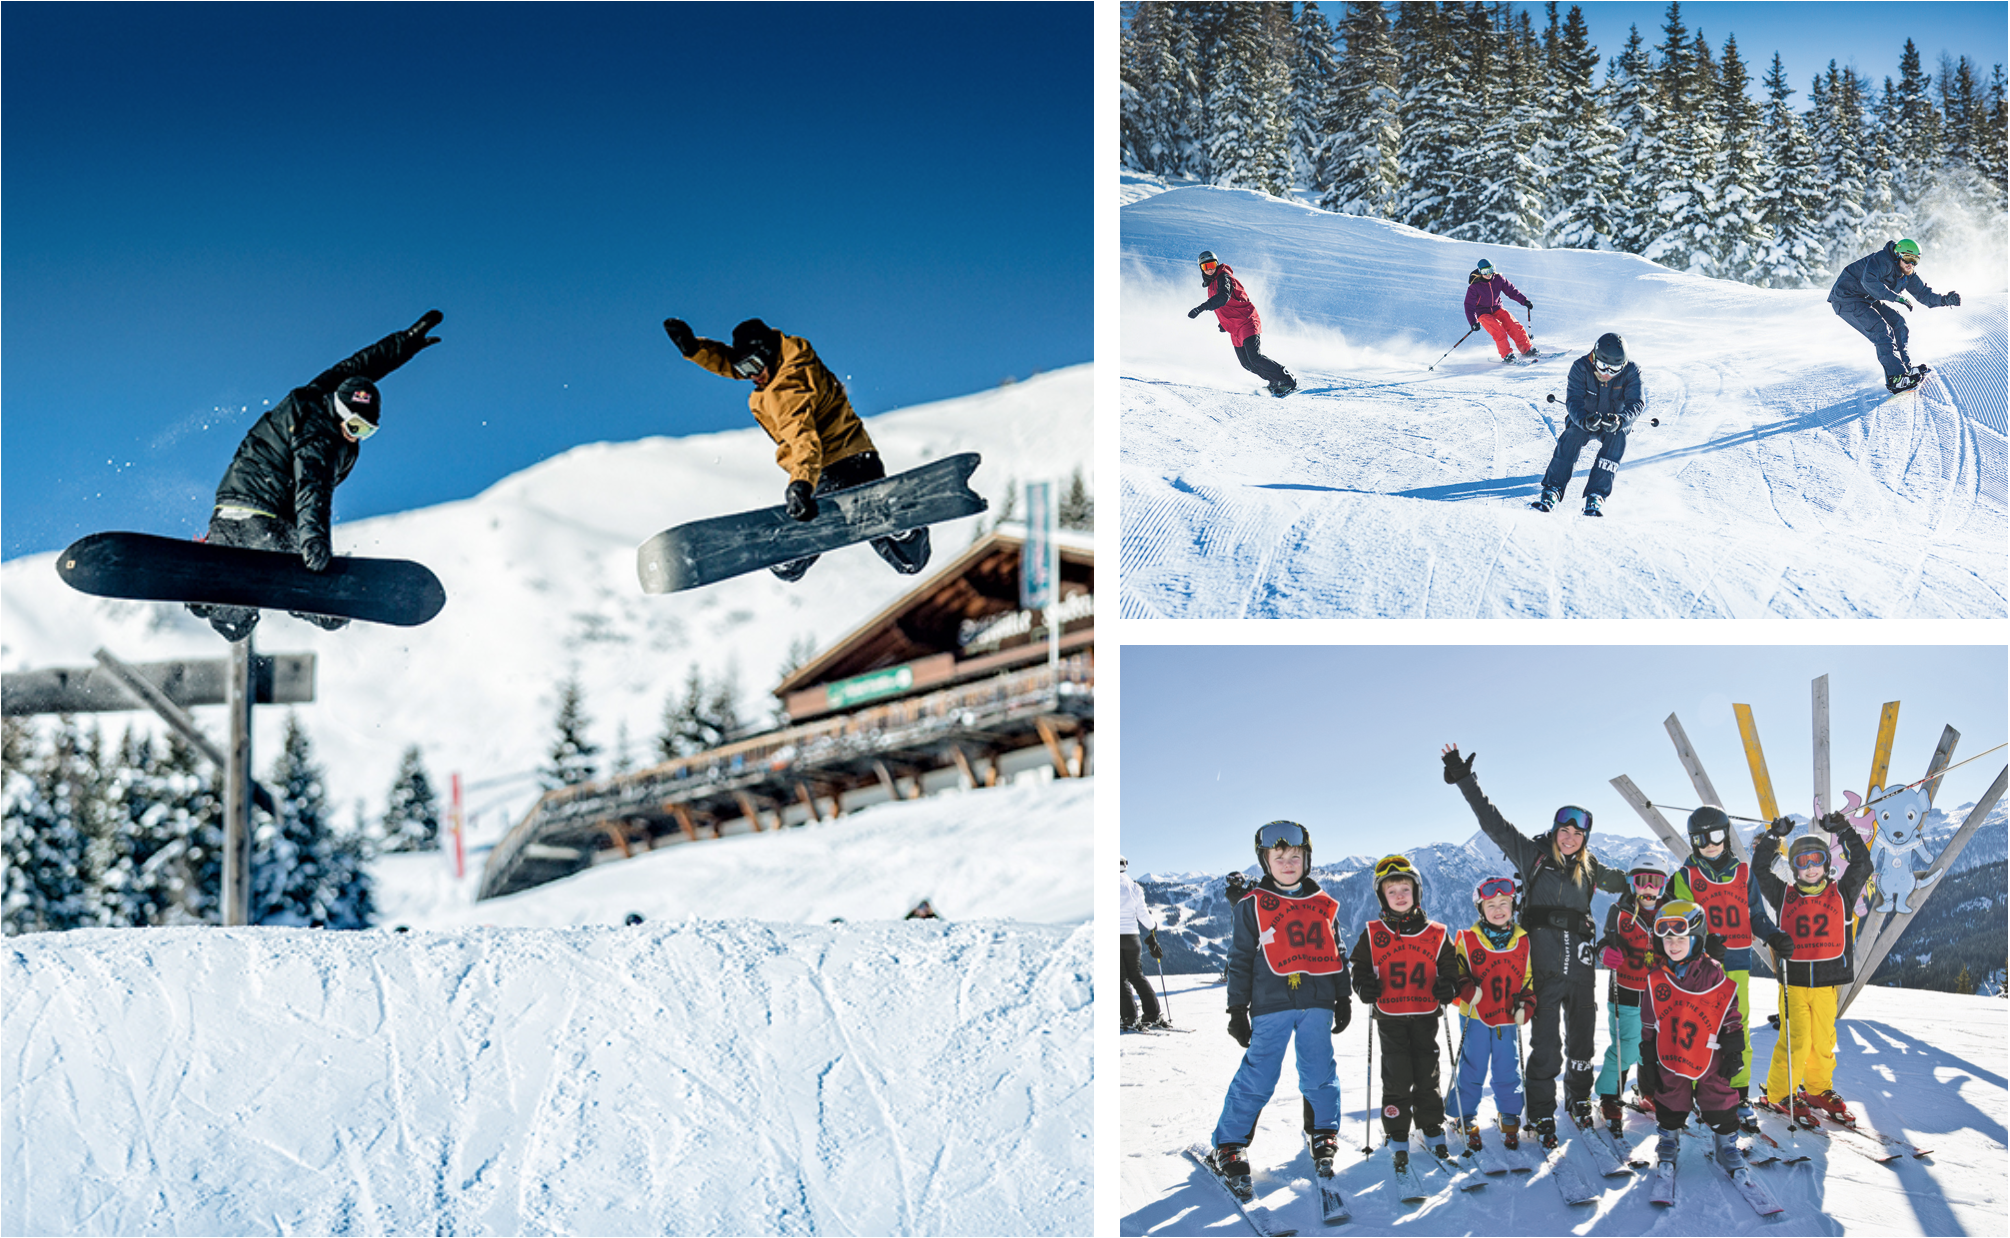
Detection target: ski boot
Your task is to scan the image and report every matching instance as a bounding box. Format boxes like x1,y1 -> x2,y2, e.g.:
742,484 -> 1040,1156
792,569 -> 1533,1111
1209,1144 -> 1253,1199
1533,1117 -> 1560,1151
1523,346 -> 1540,361
1600,1095 -> 1625,1139
1567,1098 -> 1594,1128
1735,1101 -> 1758,1132
1806,1089 -> 1854,1124
1307,1129 -> 1340,1177
1531,487 -> 1560,513
1583,493 -> 1605,517
1656,1128 -> 1680,1165
1272,370 -> 1297,396
1464,1118 -> 1486,1155
1885,370 -> 1922,394
1390,1147 -> 1410,1175
1763,1090 -> 1821,1127
1422,1126 -> 1454,1165
1120,1016 -> 1138,1032
1499,1114 -> 1522,1151
289,610 -> 350,631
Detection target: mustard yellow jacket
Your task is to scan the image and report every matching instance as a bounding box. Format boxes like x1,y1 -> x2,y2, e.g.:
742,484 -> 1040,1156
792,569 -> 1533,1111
687,333 -> 876,486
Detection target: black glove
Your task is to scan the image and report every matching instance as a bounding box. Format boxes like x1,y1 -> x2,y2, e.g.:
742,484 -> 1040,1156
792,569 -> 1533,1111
1636,1035 -> 1662,1095
1146,930 -> 1163,961
1332,999 -> 1351,1035
1704,932 -> 1726,962
1716,1027 -> 1745,1080
1441,746 -> 1475,784
1768,816 -> 1794,838
301,537 -> 332,573
1767,931 -> 1794,959
1228,1006 -> 1253,1048
784,480 -> 819,522
1354,972 -> 1383,1005
1944,291 -> 1961,306
1432,972 -> 1458,1004
662,317 -> 699,357
406,309 -> 443,348
1817,810 -> 1847,834
1188,306 -> 1204,319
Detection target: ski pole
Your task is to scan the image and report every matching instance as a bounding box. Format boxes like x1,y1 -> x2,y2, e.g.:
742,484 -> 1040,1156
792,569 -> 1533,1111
1154,946 -> 1173,1025
1858,743 -> 2007,809
1547,392 -> 1659,427
1444,1008 -> 1467,1143
1775,947 -> 1798,1149
1428,327 -> 1477,371
1363,1010 -> 1376,1156
1645,800 -> 1767,824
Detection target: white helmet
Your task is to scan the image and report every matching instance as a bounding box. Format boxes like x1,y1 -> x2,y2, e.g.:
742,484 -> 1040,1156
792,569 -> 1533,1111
1119,855 -> 1129,871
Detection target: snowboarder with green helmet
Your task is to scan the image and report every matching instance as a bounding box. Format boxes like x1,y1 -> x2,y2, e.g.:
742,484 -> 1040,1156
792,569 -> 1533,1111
1533,332 -> 1644,517
1828,238 -> 1961,394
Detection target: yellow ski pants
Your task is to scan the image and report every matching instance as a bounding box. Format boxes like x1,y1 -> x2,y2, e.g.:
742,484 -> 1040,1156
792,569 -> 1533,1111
1764,983 -> 1838,1100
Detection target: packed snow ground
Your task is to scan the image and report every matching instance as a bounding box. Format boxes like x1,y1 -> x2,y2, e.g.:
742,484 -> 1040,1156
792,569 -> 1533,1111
0,364 -> 1092,829
1122,974 -> 2006,1236
4,776 -> 1093,1236
1121,180 -> 2007,618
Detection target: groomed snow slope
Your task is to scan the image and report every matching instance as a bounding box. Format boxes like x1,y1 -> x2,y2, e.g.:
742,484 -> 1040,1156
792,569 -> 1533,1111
1121,183 -> 2006,619
1123,974 -> 2006,1236
4,777 -> 1093,1236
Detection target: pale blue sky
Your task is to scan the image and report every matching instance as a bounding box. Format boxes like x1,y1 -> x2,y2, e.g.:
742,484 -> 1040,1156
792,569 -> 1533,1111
1119,645 -> 2007,876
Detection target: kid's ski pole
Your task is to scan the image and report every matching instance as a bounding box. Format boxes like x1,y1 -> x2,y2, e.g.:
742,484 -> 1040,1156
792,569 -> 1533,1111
1428,327 -> 1477,371
1444,1010 -> 1467,1142
1774,946 -> 1799,1149
1363,1010 -> 1377,1156
1547,391 -> 1659,427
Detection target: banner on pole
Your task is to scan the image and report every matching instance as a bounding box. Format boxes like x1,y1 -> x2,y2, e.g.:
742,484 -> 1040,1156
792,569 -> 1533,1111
1022,481 -> 1053,610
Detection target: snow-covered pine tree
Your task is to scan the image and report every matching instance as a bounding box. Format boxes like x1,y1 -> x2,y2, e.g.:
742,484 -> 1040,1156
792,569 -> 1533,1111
380,744 -> 441,852
251,713 -> 372,928
151,732 -> 224,925
1394,1 -> 1468,235
1885,39 -> 1943,220
1205,2 -> 1292,195
1757,52 -> 1832,288
1122,3 -> 1160,172
91,729 -> 188,928
1808,62 -> 1872,267
1291,3 -> 1344,192
1544,3 -> 1626,250
543,675 -> 600,790
1459,3 -> 1544,247
1640,7 -> 1723,274
1059,466 -> 1094,530
1605,24 -> 1660,255
2,719 -> 92,935
657,665 -> 744,761
1858,75 -> 1911,252
1982,65 -> 2008,193
1707,34 -> 1770,283
1319,0 -> 1403,218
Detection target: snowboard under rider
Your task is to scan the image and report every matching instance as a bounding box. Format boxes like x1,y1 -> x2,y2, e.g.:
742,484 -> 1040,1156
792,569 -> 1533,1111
1443,744 -> 1627,1152
1186,251 -> 1296,397
1350,853 -> 1461,1175
1636,899 -> 1752,1180
1464,258 -> 1537,364
1535,332 -> 1644,517
1207,821 -> 1349,1195
1828,238 -> 1960,393
186,310 -> 443,643
662,317 -> 930,582
1120,855 -> 1167,1030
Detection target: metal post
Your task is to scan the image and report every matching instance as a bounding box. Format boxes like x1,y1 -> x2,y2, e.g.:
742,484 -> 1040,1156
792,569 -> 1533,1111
222,635 -> 254,926
1048,520 -> 1061,711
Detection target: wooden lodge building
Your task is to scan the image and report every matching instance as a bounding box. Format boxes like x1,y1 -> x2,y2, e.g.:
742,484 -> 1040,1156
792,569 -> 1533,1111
477,527 -> 1094,900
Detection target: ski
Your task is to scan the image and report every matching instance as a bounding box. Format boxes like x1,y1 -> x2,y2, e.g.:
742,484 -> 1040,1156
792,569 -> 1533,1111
1568,1110 -> 1634,1177
1649,1156 -> 1677,1206
1303,1133 -> 1351,1226
1539,1135 -> 1603,1206
1183,1145 -> 1297,1237
1460,1128 -> 1514,1176
1411,1131 -> 1486,1192
1813,1119 -> 1903,1165
1389,1151 -> 1432,1204
1748,1105 -> 1814,1164
1709,1152 -> 1787,1217
1813,1109 -> 1931,1159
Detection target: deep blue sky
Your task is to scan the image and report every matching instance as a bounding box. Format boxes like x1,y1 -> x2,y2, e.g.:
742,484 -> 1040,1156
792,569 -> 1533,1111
1120,645 -> 2008,876
1,2 -> 1090,559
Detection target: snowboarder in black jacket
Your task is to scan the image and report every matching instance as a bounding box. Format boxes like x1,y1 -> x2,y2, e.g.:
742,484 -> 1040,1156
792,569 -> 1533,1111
188,312 -> 442,641
1829,238 -> 1959,393
1535,332 -> 1644,517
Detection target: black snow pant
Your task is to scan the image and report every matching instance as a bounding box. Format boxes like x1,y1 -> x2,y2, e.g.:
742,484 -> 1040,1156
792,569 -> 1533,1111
1120,934 -> 1162,1025
1375,1011 -> 1448,1142
1232,334 -> 1292,389
1526,968 -> 1598,1123
1540,421 -> 1628,500
1832,296 -> 1913,380
186,510 -> 347,641
771,451 -> 932,582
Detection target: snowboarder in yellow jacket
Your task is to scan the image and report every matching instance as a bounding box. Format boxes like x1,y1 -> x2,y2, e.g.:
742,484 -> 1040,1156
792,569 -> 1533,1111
662,317 -> 929,581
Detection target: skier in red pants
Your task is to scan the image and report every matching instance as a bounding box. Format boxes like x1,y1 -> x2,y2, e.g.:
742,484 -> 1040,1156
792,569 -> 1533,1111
1464,259 -> 1536,363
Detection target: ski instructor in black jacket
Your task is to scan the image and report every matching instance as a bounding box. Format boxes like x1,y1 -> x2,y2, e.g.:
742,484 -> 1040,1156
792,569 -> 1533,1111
188,311 -> 442,642
1442,744 -> 1626,1151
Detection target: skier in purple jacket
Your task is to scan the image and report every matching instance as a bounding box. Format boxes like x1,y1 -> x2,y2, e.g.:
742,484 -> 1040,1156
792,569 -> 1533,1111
1464,259 -> 1537,363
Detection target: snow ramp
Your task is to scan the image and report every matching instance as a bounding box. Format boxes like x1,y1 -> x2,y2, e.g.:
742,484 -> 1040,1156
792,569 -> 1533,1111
1122,185 -> 2007,619
5,921 -> 1092,1236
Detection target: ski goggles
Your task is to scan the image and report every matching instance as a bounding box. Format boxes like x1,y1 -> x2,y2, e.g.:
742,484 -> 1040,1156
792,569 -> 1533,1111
1652,900 -> 1704,937
1692,825 -> 1730,847
1199,258 -> 1219,272
1373,854 -> 1417,881
1896,255 -> 1919,268
1257,821 -> 1307,850
1630,872 -> 1667,893
1791,851 -> 1830,873
1593,357 -> 1623,377
341,413 -> 379,442
1553,806 -> 1592,834
1475,876 -> 1516,902
731,352 -> 769,379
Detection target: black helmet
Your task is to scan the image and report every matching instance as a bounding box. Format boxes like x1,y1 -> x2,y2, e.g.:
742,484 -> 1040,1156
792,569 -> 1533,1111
1687,805 -> 1732,850
1593,332 -> 1627,370
1253,819 -> 1310,879
729,318 -> 782,378
333,376 -> 381,426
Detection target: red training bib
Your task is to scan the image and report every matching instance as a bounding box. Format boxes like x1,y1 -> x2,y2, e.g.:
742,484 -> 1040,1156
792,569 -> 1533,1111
1368,921 -> 1448,1016
1683,860 -> 1753,949
1455,927 -> 1530,1027
1614,908 -> 1655,992
1253,889 -> 1344,977
1647,972 -> 1739,1080
1781,882 -> 1848,962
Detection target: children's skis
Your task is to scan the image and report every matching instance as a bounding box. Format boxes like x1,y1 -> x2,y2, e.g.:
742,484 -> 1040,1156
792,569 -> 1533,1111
1410,1131 -> 1486,1192
1539,1132 -> 1603,1206
1303,1132 -> 1351,1226
1749,1102 -> 1814,1164
1813,1108 -> 1931,1159
1649,1152 -> 1678,1206
1184,1145 -> 1297,1237
1708,1151 -> 1788,1217
1388,1148 -> 1433,1204
1568,1109 -> 1635,1177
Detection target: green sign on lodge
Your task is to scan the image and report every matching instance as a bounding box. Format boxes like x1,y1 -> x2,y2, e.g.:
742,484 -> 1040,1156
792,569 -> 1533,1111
825,665 -> 916,709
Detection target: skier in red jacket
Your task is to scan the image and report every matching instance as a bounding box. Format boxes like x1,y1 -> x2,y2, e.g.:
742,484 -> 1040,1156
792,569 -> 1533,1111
1187,251 -> 1296,396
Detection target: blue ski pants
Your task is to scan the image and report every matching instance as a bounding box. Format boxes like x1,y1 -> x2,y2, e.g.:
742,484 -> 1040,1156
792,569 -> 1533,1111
1451,1013 -> 1523,1123
1832,297 -> 1913,380
1541,421 -> 1628,500
1595,1000 -> 1642,1097
1212,1006 -> 1340,1147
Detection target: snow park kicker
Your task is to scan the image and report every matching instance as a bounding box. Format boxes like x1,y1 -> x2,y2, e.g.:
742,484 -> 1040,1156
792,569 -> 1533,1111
1124,971 -> 2006,1236
1121,179 -> 2006,619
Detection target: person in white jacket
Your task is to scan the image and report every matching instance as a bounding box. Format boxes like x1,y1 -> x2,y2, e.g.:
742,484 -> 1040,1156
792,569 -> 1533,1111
1121,856 -> 1168,1029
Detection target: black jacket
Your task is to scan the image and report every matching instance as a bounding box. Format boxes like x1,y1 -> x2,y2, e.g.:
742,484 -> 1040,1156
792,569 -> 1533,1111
1564,355 -> 1645,431
1753,825 -> 1873,988
1456,773 -> 1626,980
212,328 -> 430,546
1828,241 -> 1950,308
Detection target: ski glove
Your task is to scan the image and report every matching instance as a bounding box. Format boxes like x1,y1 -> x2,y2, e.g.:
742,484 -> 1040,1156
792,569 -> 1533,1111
1228,1006 -> 1253,1048
1943,291 -> 1961,306
1353,972 -> 1383,1005
1146,930 -> 1163,961
1600,945 -> 1625,971
1767,931 -> 1795,959
784,480 -> 819,522
1704,932 -> 1727,963
1187,306 -> 1204,319
662,318 -> 699,357
301,537 -> 332,573
1332,999 -> 1351,1035
1817,810 -> 1848,834
1715,1026 -> 1745,1079
1440,746 -> 1475,784
1635,1041 -> 1662,1097
1515,987 -> 1537,1025
1896,295 -> 1916,310
405,309 -> 443,348
1768,816 -> 1795,838
1431,972 -> 1459,1005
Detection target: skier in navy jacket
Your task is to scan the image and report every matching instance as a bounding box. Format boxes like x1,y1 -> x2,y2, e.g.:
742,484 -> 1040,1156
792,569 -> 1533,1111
1534,332 -> 1645,517
1829,238 -> 1960,393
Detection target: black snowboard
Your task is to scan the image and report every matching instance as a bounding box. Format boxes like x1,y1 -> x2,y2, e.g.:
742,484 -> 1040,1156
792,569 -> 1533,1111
57,532 -> 447,627
637,453 -> 987,594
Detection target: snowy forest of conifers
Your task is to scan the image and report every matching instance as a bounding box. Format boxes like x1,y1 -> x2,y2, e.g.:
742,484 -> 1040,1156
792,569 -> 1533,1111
1121,0 -> 2009,287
